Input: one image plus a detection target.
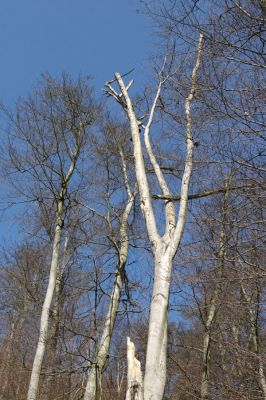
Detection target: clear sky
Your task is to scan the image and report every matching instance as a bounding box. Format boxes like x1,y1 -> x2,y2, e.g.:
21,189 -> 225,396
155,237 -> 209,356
0,0 -> 155,244
0,0 -> 154,105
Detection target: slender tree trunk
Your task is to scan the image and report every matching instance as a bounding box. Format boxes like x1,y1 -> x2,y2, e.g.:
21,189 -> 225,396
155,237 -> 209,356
45,236 -> 69,400
242,284 -> 266,400
200,273 -> 222,400
83,266 -> 123,400
83,148 -> 135,400
200,190 -> 228,400
84,220 -> 132,400
0,322 -> 16,400
252,307 -> 266,399
27,209 -> 63,400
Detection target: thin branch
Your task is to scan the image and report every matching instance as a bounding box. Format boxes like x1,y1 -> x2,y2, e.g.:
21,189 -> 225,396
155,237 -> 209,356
152,183 -> 257,201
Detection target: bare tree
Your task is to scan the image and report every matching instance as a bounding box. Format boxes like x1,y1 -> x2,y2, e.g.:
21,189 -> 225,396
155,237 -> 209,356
83,123 -> 137,400
105,34 -> 203,400
3,73 -> 99,400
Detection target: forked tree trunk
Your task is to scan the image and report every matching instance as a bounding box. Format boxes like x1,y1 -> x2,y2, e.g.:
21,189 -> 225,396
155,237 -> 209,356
105,34 -> 203,400
27,209 -> 63,400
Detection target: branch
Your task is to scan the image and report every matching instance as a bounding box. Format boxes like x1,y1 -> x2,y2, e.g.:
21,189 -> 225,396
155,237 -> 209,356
113,73 -> 159,245
143,64 -> 176,234
152,183 -> 257,202
118,145 -> 132,199
171,33 -> 203,254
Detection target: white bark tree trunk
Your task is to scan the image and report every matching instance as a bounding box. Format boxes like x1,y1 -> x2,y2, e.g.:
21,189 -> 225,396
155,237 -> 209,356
27,211 -> 63,400
83,267 -> 123,400
27,126 -> 81,400
143,248 -> 171,400
126,337 -> 143,400
45,235 -> 69,400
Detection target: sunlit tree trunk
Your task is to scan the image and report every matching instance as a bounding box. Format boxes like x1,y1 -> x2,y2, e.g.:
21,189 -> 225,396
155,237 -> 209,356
143,248 -> 171,399
45,235 -> 69,400
27,207 -> 64,400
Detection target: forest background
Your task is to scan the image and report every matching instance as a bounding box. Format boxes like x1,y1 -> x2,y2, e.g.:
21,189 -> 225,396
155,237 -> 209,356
0,1 -> 265,400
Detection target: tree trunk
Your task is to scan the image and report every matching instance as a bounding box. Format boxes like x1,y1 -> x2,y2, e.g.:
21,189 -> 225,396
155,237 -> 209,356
45,235 -> 68,400
27,211 -> 63,400
258,356 -> 266,400
251,305 -> 266,399
83,150 -> 134,400
83,264 -> 123,400
0,322 -> 16,400
200,189 -> 227,400
243,286 -> 266,400
144,248 -> 172,400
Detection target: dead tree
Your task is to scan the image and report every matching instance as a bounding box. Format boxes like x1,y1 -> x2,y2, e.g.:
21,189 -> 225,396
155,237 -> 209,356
105,34 -> 203,400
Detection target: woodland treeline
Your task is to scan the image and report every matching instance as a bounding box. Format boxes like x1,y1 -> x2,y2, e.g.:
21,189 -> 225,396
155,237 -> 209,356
0,1 -> 265,400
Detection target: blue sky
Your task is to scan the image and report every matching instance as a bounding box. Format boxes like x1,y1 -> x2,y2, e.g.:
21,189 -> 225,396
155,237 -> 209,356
0,0 -> 154,105
0,0 -> 155,243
